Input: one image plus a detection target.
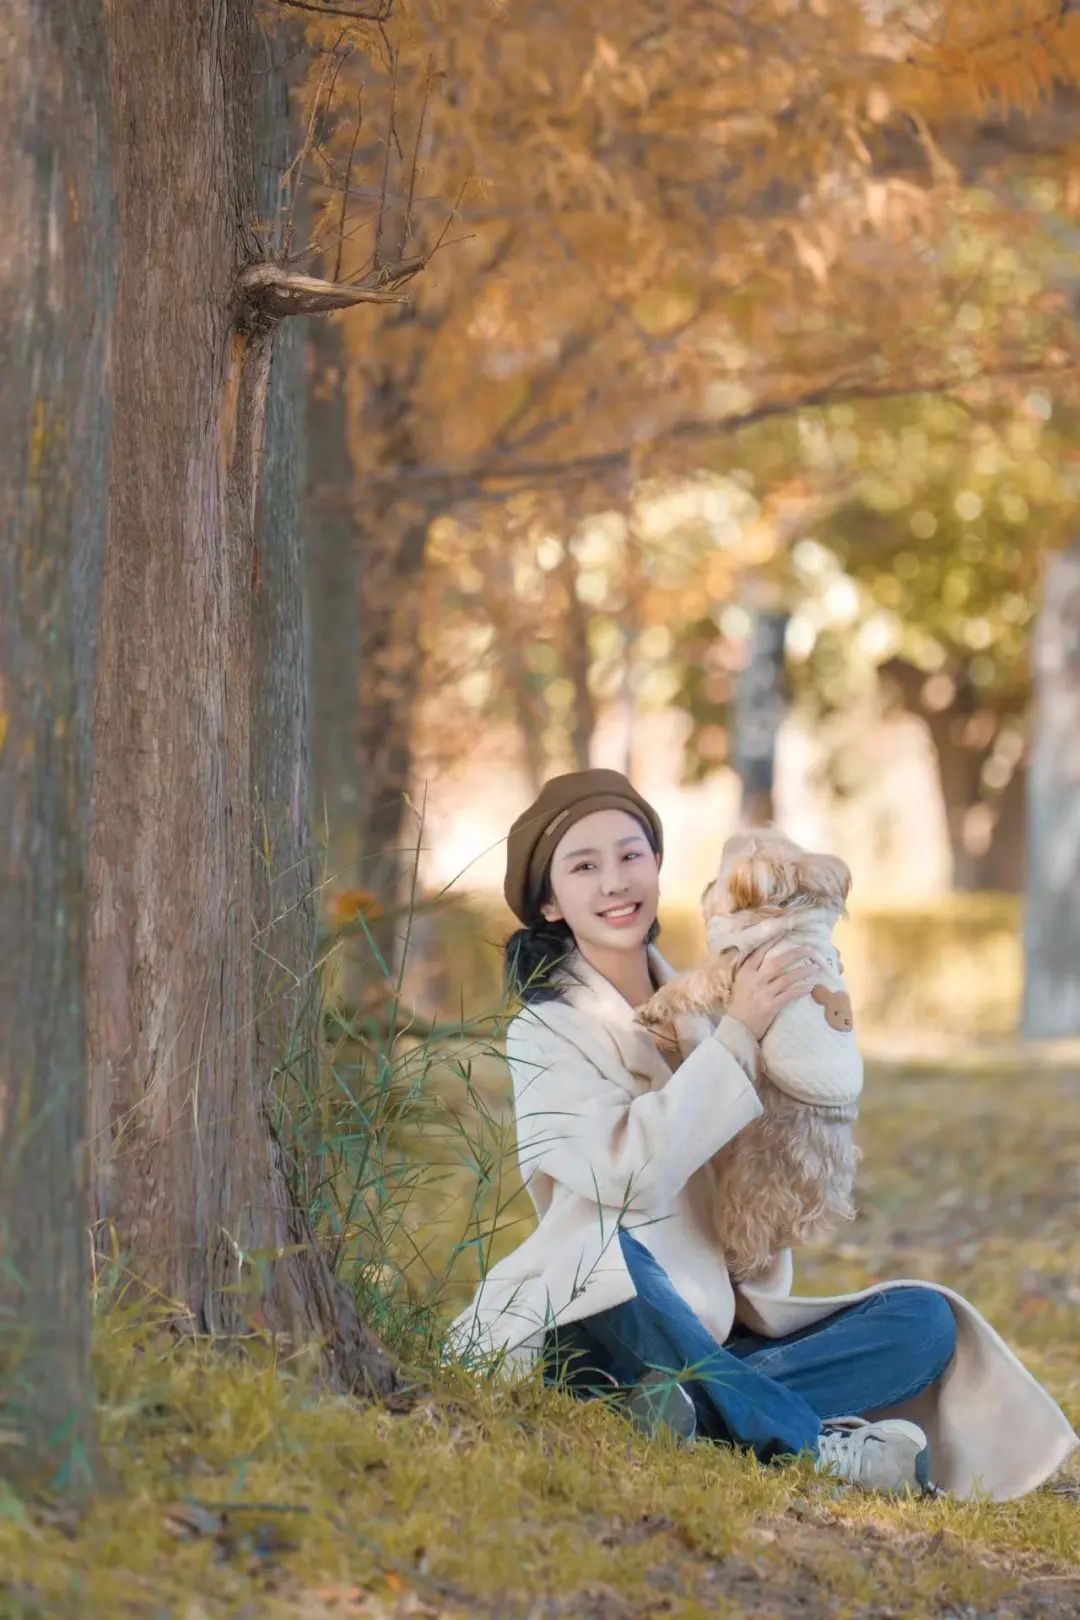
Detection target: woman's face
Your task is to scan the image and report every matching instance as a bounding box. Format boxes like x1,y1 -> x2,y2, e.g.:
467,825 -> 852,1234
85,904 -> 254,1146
540,808 -> 661,955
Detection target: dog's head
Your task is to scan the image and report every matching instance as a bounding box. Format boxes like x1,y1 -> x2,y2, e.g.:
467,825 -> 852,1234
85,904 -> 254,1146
702,827 -> 852,922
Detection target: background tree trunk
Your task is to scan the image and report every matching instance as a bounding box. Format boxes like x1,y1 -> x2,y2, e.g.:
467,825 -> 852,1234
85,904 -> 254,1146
0,0 -> 111,1492
344,320 -> 441,972
974,761 -> 1026,893
612,524 -> 644,779
489,529 -> 547,794
1023,540 -> 1080,1037
733,592 -> 789,826
558,538 -> 599,772
306,316 -> 363,881
881,658 -> 1025,892
85,1 -> 394,1394
354,504 -> 430,959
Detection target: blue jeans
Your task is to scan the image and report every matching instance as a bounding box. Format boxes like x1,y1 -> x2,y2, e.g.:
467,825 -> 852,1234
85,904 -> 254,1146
540,1229 -> 957,1463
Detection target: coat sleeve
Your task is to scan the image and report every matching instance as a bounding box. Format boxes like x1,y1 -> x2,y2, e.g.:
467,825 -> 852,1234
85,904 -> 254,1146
507,1006 -> 764,1214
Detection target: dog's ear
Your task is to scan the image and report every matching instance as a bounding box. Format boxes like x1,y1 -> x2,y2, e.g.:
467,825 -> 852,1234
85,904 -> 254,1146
795,852 -> 852,909
727,851 -> 799,910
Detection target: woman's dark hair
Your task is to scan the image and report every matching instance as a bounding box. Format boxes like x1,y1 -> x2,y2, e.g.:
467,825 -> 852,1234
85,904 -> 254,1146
503,814 -> 661,1004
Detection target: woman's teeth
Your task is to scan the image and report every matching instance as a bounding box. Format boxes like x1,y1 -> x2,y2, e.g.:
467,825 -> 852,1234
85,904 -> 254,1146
599,902 -> 640,923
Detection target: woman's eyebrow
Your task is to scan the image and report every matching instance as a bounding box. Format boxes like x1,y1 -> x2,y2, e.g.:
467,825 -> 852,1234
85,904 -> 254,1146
561,835 -> 646,862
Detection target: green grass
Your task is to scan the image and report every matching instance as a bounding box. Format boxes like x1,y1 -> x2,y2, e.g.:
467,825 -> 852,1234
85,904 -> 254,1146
2,916 -> 1077,1617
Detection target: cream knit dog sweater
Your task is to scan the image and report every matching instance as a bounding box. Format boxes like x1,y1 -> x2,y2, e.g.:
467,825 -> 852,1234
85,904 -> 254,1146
706,904 -> 863,1110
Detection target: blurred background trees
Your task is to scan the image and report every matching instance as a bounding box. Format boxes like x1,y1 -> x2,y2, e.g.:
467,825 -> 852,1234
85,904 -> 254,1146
297,0 -> 1080,1034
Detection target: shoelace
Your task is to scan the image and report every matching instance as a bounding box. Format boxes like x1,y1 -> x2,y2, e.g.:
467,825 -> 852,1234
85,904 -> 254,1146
815,1417 -> 876,1475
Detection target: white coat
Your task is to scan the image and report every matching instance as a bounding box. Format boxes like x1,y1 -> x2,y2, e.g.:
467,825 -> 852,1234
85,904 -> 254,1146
446,943 -> 1078,1501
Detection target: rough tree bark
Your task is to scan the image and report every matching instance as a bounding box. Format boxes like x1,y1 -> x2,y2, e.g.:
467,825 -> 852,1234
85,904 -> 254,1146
250,30 -> 324,1179
1023,540 -> 1080,1037
0,0 -> 111,1491
85,2 -> 394,1394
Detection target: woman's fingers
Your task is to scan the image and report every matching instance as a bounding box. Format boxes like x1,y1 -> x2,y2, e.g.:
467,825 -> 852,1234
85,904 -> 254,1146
770,959 -> 821,987
741,943 -> 795,978
764,947 -> 822,982
773,975 -> 817,1007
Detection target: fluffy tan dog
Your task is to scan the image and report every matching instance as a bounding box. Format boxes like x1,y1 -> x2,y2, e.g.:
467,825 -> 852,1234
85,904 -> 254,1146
637,829 -> 862,1281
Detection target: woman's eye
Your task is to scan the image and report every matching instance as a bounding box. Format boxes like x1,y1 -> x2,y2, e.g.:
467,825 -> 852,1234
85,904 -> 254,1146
572,851 -> 641,873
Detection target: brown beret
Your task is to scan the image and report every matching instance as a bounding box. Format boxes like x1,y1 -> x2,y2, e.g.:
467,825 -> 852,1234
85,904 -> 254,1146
503,768 -> 664,925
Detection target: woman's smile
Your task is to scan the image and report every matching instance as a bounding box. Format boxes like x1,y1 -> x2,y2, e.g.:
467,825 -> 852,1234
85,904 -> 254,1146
596,900 -> 642,926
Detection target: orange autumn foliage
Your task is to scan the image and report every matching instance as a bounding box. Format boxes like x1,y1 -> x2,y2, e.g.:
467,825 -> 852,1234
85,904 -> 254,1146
280,0 -> 1080,825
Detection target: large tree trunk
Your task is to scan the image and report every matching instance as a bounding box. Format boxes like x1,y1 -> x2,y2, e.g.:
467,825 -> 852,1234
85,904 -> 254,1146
306,316 -> 363,879
0,0 -> 111,1492
85,2 -> 394,1394
1023,540 -> 1080,1037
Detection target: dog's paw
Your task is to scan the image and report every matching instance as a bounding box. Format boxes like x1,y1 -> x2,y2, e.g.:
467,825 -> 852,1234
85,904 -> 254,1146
634,995 -> 669,1031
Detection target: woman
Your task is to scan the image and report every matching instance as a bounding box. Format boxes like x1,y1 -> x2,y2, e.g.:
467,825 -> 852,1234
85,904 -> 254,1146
447,769 -> 1078,1500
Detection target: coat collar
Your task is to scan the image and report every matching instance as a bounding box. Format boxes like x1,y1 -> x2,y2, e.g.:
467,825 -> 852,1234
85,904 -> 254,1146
554,942 -> 716,1069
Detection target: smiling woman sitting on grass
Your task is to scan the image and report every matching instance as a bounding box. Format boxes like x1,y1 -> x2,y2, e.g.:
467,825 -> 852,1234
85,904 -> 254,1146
447,768 -> 1079,1502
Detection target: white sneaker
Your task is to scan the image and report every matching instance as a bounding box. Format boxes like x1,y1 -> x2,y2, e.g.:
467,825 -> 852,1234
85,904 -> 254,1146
814,1416 -> 932,1494
624,1369 -> 698,1444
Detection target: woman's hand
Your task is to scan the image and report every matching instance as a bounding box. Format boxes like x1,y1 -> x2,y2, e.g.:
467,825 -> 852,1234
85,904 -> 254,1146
724,944 -> 822,1043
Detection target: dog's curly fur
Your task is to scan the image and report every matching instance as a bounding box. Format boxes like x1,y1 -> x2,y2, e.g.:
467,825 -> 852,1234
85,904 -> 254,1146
637,828 -> 861,1282
711,1079 -> 860,1281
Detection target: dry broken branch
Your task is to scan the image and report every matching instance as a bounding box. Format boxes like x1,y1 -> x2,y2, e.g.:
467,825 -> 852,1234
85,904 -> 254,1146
237,263 -> 409,318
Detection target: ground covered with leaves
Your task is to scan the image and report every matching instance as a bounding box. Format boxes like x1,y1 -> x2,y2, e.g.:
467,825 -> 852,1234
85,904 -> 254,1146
2,1053 -> 1077,1620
